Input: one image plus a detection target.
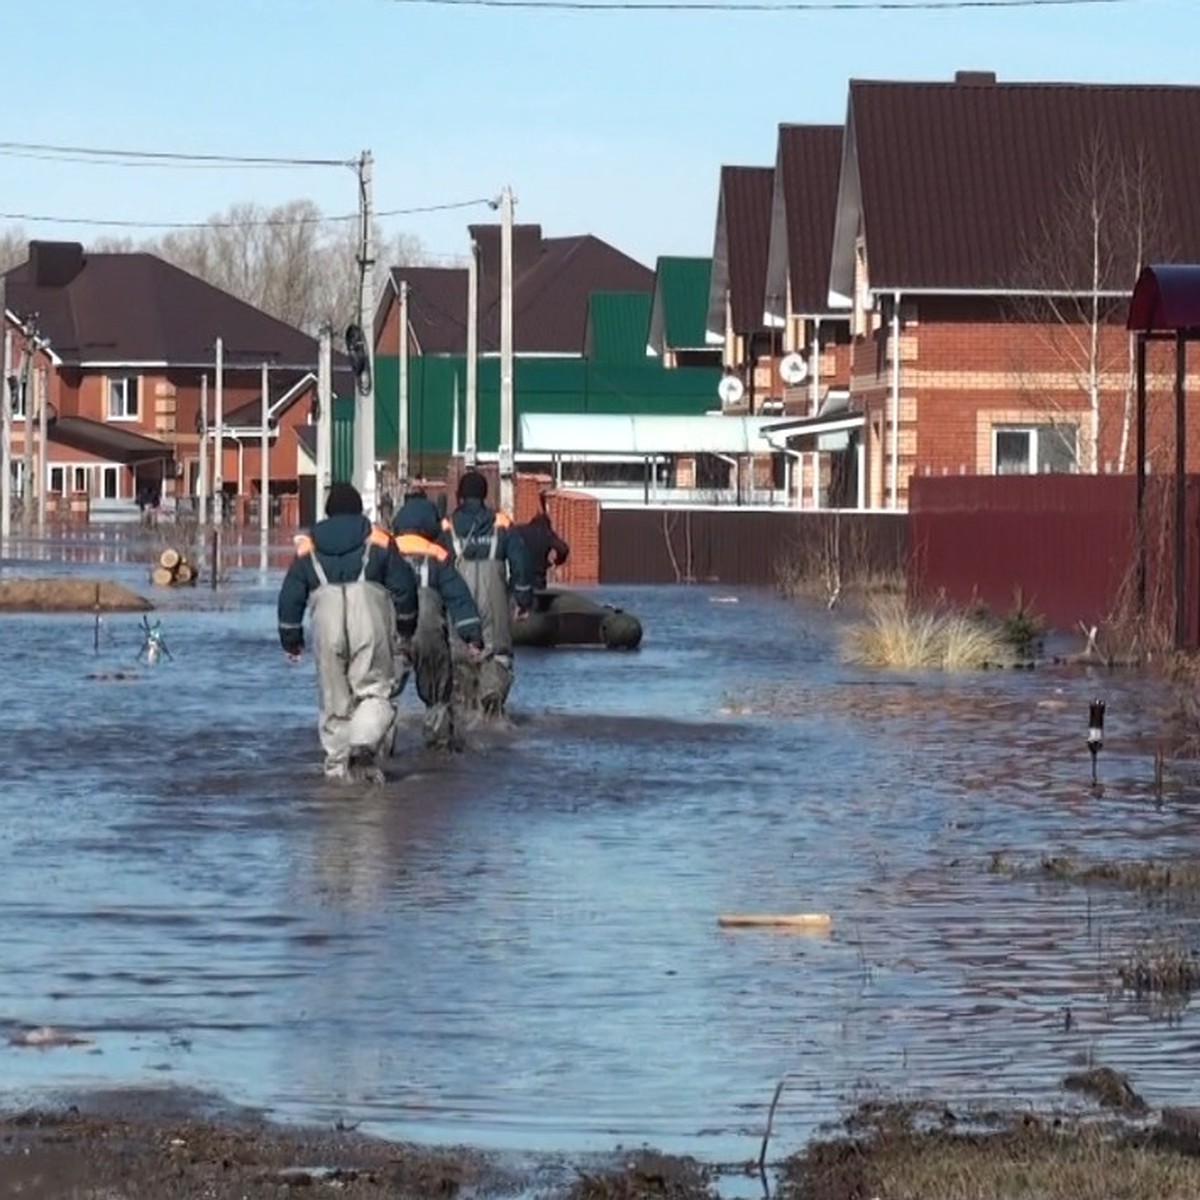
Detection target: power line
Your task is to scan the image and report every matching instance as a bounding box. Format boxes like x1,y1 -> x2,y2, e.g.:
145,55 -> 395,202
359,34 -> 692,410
0,140 -> 352,168
387,0 -> 1134,9
0,198 -> 495,231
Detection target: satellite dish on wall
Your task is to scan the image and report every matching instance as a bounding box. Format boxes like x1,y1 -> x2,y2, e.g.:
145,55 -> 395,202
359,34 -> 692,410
779,352 -> 809,387
718,374 -> 746,406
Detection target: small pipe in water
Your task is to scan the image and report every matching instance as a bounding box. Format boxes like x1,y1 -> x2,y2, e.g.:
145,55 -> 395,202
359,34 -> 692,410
1087,699 -> 1105,788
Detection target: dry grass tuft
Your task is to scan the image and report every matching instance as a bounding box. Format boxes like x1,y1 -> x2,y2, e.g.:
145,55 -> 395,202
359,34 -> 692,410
842,596 -> 1011,671
780,1106 -> 1200,1200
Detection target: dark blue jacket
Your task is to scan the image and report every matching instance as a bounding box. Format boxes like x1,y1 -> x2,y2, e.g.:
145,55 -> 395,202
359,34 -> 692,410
439,499 -> 534,612
277,513 -> 418,654
392,497 -> 484,647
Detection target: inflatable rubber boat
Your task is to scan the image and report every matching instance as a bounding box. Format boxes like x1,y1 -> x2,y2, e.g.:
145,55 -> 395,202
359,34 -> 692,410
513,588 -> 643,650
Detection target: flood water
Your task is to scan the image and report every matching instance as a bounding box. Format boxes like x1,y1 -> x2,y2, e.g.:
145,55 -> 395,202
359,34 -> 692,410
2,530 -> 1200,1166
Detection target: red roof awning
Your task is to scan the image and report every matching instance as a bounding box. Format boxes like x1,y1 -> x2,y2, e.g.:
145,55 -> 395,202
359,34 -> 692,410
1127,264 -> 1200,333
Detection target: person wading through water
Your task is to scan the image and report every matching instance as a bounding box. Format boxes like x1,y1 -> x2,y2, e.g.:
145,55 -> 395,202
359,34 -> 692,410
277,482 -> 418,783
391,489 -> 485,751
514,501 -> 571,592
440,470 -> 533,719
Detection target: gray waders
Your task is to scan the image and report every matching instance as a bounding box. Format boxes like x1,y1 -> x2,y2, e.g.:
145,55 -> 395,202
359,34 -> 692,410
450,527 -> 514,718
402,556 -> 457,750
309,545 -> 399,779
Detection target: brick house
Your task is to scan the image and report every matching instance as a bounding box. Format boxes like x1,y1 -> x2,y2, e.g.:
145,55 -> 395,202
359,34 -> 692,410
3,241 -> 329,520
828,72 -> 1200,510
760,123 -> 856,507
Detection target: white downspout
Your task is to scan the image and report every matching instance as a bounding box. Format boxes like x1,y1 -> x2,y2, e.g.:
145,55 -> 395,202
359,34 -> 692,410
811,316 -> 822,511
890,290 -> 901,510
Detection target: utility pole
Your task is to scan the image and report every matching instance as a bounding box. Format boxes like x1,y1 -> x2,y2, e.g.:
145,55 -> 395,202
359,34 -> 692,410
354,149 -> 378,519
213,337 -> 225,525
465,239 -> 479,468
317,323 -> 333,520
0,276 -> 10,546
259,361 -> 270,574
498,185 -> 515,514
397,278 -> 410,492
36,363 -> 48,536
20,318 -> 35,535
197,374 -> 208,526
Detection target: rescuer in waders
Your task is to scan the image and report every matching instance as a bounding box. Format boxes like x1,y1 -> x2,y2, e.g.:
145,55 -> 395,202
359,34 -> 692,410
391,490 -> 485,750
277,482 -> 418,783
440,470 -> 533,719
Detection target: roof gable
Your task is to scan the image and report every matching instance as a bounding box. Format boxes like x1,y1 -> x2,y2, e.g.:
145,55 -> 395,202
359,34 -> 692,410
647,257 -> 713,354
764,125 -> 844,322
832,78 -> 1200,297
705,166 -> 775,340
584,291 -> 653,364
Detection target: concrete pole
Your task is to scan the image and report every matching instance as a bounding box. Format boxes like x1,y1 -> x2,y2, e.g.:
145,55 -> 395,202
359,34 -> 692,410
0,296 -> 10,545
317,324 -> 333,521
498,185 -> 515,514
213,337 -> 225,525
259,361 -> 270,573
36,364 -> 47,535
355,149 -> 378,519
197,374 -> 208,525
465,240 -> 479,467
20,331 -> 33,534
398,278 -> 409,491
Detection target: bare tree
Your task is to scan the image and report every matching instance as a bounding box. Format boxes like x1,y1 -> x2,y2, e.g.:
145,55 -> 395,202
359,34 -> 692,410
1008,133 -> 1169,473
0,200 -> 434,335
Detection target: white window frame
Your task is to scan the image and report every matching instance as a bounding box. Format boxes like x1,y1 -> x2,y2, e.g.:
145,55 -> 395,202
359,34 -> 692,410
48,465 -> 66,496
8,374 -> 27,421
100,464 -> 121,499
72,465 -> 90,494
106,375 -> 139,422
992,424 -> 1078,476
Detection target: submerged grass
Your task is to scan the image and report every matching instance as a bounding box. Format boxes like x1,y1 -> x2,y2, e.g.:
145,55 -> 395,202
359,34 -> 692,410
842,596 -> 1012,671
780,1104 -> 1200,1200
989,852 -> 1200,899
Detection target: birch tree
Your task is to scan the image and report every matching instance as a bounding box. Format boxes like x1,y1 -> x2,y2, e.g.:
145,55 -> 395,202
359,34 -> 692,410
1010,134 -> 1168,473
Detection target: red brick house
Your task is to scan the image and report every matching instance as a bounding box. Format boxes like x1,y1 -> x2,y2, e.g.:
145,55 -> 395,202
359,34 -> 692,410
828,72 -> 1200,510
3,241 -> 329,519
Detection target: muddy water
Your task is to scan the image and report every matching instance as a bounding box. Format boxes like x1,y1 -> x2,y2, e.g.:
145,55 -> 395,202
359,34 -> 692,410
2,535 -> 1199,1164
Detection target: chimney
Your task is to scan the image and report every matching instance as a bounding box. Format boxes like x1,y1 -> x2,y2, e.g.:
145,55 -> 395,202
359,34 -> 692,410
28,241 -> 86,288
954,70 -> 997,85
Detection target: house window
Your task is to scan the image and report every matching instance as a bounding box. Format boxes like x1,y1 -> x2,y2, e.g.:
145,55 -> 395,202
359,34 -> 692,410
993,424 -> 1078,475
72,465 -> 89,493
49,466 -> 65,495
100,465 -> 120,499
107,376 -> 139,421
7,375 -> 26,420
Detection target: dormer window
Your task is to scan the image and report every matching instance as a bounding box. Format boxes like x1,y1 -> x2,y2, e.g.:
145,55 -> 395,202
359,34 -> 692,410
107,375 -> 139,421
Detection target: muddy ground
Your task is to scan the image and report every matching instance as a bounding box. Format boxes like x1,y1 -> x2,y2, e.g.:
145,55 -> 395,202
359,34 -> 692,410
9,1090 -> 1200,1199
0,1101 -> 734,1200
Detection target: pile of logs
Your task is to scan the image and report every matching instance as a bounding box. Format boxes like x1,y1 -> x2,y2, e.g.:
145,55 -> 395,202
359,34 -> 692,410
151,548 -> 198,588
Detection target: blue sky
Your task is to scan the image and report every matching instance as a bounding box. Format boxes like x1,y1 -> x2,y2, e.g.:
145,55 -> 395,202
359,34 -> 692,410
4,0 -> 1198,270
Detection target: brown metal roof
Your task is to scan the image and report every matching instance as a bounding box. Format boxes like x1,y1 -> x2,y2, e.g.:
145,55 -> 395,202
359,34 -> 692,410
385,267 -> 469,355
776,125 -> 844,314
713,166 -> 775,334
3,242 -> 323,367
391,229 -> 653,356
846,79 -> 1200,292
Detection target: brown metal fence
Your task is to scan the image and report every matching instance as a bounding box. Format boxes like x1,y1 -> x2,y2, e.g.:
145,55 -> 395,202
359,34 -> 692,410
909,474 -> 1200,646
599,507 -> 908,587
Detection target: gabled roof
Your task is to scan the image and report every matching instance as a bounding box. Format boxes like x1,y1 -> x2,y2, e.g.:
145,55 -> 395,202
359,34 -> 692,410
3,242 -> 322,368
647,257 -> 713,355
830,76 -> 1200,301
378,228 -> 653,358
705,166 -> 775,342
584,291 -> 653,364
764,125 -> 844,324
382,267 -> 469,355
223,371 -> 317,429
